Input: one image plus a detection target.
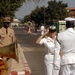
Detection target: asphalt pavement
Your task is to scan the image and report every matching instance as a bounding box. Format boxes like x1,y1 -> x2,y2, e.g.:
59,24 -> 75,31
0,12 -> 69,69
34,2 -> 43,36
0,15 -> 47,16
14,27 -> 46,75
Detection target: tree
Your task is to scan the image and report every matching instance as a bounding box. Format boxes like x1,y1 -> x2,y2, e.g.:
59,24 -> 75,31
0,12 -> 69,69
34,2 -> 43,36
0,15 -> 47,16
31,6 -> 45,24
0,0 -> 44,17
21,0 -> 69,25
0,0 -> 25,17
46,1 -> 68,21
21,15 -> 31,23
0,0 -> 44,27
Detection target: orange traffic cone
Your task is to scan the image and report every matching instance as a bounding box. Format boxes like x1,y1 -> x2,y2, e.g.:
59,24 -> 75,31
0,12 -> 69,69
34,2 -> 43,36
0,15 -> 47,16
28,27 -> 31,33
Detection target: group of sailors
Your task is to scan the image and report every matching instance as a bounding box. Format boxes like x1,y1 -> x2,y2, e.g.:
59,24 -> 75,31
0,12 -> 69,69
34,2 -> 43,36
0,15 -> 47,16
36,17 -> 75,75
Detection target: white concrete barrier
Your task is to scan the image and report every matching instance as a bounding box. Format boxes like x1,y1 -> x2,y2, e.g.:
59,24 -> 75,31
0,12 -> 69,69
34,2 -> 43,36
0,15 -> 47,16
10,44 -> 31,75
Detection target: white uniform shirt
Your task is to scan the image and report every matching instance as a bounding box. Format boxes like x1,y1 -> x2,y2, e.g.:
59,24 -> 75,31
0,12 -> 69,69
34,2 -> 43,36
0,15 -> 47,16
55,28 -> 75,65
40,37 -> 55,63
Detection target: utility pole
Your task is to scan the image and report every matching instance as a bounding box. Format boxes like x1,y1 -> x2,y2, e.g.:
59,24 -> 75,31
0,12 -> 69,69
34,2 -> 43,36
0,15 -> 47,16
43,0 -> 45,26
44,6 -> 45,25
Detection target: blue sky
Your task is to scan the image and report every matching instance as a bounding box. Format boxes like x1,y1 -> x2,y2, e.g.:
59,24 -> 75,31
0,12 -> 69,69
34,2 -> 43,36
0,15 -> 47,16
15,0 -> 75,19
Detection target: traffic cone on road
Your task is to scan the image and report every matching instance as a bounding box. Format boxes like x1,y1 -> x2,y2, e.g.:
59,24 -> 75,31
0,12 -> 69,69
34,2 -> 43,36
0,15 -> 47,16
27,27 -> 31,33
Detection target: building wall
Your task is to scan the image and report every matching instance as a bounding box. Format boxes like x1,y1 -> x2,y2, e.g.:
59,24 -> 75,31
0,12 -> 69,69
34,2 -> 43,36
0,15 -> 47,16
11,22 -> 19,26
67,8 -> 75,17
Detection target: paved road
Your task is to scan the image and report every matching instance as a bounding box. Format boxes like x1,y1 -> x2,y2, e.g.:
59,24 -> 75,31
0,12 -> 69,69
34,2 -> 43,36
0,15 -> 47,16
14,27 -> 46,75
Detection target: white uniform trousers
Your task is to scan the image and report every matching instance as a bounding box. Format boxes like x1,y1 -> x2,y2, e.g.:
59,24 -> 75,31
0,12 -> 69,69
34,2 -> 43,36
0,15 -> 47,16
44,60 -> 59,75
60,64 -> 75,75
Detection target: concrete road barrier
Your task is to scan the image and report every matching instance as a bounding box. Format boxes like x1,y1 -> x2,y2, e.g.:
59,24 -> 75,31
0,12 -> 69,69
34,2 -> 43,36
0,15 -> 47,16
10,44 -> 31,75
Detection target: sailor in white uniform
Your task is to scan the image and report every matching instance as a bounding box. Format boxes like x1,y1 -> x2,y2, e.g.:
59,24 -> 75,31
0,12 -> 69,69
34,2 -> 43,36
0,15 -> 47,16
54,17 -> 75,75
40,25 -> 45,35
36,25 -> 60,75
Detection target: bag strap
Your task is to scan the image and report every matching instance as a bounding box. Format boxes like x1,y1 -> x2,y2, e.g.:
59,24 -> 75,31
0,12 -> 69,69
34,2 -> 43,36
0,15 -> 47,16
56,34 -> 61,45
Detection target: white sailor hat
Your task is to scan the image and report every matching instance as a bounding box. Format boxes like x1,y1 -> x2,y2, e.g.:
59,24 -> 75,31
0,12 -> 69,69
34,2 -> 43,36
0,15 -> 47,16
65,17 -> 75,21
49,25 -> 56,31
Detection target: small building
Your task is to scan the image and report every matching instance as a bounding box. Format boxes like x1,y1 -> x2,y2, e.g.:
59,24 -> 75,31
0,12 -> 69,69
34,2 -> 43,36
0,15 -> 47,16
58,20 -> 66,32
54,20 -> 66,33
11,18 -> 20,27
66,7 -> 75,17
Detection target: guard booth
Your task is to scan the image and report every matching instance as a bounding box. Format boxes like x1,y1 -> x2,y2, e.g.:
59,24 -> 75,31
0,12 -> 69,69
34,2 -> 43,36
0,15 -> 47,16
54,20 -> 66,33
